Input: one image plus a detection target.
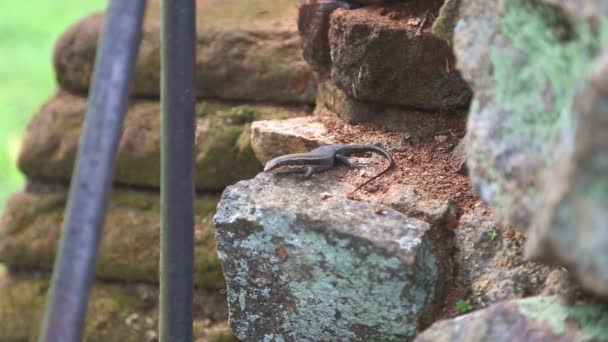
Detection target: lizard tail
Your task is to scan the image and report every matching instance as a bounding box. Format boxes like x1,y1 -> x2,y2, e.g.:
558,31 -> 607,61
351,154 -> 395,193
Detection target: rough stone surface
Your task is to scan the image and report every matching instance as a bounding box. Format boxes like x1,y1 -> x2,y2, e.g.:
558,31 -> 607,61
214,172 -> 444,341
0,185 -> 223,289
415,296 -> 608,342
525,49 -> 608,298
18,91 -> 309,190
455,0 -> 608,229
54,0 -> 315,103
315,80 -> 456,125
541,0 -> 608,22
252,110 -> 466,170
451,137 -> 468,175
379,184 -> 460,229
454,206 -> 553,309
328,2 -> 471,110
0,271 -> 234,342
297,0 -> 352,78
251,116 -> 336,164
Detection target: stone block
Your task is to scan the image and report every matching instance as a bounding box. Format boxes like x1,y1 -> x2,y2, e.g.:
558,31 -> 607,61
18,91 -> 309,191
0,185 -> 223,289
214,172 -> 443,341
54,0 -> 315,103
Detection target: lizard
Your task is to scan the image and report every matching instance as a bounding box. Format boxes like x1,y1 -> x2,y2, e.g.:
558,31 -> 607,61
263,144 -> 394,192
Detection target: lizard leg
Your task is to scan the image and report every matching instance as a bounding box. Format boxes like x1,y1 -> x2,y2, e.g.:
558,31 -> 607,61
304,167 -> 315,178
335,154 -> 355,168
304,166 -> 332,177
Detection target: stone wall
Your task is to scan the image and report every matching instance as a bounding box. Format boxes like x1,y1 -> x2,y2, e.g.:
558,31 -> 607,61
2,0 -> 608,341
213,0 -> 608,340
0,0 -> 312,340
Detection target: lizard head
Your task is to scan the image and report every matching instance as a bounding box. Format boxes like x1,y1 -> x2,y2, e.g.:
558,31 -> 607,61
263,157 -> 282,172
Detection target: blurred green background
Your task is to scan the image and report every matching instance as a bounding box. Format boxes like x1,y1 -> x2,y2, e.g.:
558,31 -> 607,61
0,1 -> 107,210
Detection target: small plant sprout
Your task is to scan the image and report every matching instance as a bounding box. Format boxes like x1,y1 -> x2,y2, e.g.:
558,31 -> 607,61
488,229 -> 498,241
454,299 -> 474,314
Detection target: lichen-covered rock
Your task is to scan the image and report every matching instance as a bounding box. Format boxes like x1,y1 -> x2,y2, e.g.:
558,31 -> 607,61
0,272 -> 234,342
0,185 -> 223,289
18,91 -> 309,190
214,172 -> 444,341
415,296 -> 608,341
251,116 -> 335,164
456,0 -> 608,229
525,49 -> 608,297
54,0 -> 315,103
454,206 -> 553,308
328,1 -> 471,110
541,0 -> 608,22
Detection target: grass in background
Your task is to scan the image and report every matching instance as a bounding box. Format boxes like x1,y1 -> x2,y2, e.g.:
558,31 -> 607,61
0,0 -> 107,209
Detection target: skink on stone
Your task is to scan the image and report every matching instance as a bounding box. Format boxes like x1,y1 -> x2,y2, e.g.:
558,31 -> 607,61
264,144 -> 395,192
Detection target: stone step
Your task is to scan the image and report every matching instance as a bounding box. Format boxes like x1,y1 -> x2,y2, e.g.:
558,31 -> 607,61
214,172 -> 445,341
215,112 -> 474,340
18,91 -> 310,191
0,184 -> 223,289
250,113 -> 470,209
0,271 -> 234,342
415,296 -> 608,341
230,113 -> 565,338
54,0 -> 315,104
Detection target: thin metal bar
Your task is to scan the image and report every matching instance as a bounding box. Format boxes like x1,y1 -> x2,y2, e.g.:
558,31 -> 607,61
39,1 -> 147,341
160,0 -> 197,340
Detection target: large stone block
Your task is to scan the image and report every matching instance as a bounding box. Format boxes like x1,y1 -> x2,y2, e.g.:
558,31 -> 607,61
456,0 -> 608,230
214,172 -> 444,341
328,1 -> 471,110
54,0 -> 315,103
0,185 -> 223,289
452,0 -> 608,299
525,49 -> 608,297
0,272 -> 234,342
18,91 -> 309,191
416,296 -> 608,342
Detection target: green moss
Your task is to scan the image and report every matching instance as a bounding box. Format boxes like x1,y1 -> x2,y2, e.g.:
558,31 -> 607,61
518,296 -> 608,340
432,0 -> 460,42
228,107 -> 259,125
492,0 -> 608,150
196,122 -> 259,188
196,102 -> 224,118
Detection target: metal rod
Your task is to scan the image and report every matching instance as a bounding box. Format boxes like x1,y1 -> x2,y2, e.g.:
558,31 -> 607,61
160,0 -> 197,340
39,1 -> 147,341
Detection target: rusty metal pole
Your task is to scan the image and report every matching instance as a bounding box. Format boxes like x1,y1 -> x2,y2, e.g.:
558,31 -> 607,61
160,0 -> 197,340
39,1 -> 147,341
